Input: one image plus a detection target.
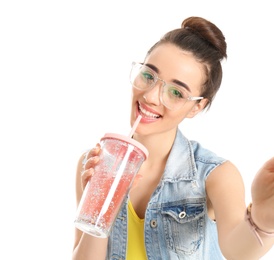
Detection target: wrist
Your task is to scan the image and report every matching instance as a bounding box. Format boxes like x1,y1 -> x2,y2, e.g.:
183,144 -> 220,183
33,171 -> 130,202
245,203 -> 274,246
250,203 -> 274,233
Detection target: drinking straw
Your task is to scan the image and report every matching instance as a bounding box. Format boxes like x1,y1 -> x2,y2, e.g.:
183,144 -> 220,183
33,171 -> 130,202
95,115 -> 142,219
96,145 -> 134,218
128,115 -> 142,138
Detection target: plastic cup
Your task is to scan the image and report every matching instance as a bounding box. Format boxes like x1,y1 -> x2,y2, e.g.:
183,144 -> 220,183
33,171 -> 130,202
74,133 -> 148,238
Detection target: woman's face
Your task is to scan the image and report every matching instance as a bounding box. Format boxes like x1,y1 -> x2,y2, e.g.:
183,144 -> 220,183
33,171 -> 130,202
130,43 -> 208,137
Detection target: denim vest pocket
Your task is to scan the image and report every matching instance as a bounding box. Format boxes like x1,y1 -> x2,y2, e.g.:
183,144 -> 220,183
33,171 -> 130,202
161,198 -> 205,255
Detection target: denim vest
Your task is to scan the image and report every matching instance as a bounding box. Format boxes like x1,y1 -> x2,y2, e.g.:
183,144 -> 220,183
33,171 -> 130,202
106,129 -> 226,260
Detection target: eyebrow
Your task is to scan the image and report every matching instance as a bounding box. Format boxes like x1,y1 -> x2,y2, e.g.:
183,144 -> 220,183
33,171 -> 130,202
145,63 -> 191,92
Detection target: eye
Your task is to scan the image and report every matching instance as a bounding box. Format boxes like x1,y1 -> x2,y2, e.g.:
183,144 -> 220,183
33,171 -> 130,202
167,86 -> 188,100
141,70 -> 155,84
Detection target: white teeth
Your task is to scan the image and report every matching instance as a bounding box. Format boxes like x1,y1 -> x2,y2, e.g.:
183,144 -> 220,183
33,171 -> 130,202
139,103 -> 160,118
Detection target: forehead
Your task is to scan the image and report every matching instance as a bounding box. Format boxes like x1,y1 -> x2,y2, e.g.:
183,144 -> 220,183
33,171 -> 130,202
144,43 -> 206,92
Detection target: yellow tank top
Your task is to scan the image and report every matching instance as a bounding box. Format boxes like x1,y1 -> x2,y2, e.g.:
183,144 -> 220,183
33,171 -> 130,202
126,200 -> 147,259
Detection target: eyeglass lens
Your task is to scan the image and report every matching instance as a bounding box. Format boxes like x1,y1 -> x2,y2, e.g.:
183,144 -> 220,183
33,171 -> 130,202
130,63 -> 190,110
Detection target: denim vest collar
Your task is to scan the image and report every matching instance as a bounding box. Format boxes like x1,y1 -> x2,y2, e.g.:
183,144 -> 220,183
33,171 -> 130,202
163,128 -> 197,181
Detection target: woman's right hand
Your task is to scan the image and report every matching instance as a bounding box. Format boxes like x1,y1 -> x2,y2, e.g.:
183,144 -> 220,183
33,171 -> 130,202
73,143 -> 109,260
80,143 -> 101,191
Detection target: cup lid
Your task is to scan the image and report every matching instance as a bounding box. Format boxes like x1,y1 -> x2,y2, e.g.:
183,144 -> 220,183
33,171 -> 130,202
101,133 -> 149,159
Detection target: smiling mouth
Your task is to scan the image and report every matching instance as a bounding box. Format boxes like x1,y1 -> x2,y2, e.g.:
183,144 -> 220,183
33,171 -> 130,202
138,102 -> 161,119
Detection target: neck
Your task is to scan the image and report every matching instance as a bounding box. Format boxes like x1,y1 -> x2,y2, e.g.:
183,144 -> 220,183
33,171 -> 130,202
133,127 -> 177,166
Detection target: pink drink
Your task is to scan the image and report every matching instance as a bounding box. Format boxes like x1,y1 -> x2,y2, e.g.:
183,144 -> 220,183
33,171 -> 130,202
75,133 -> 148,237
79,171 -> 134,230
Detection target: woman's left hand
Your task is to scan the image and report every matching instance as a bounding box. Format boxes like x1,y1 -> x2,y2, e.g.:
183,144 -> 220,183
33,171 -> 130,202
251,157 -> 274,232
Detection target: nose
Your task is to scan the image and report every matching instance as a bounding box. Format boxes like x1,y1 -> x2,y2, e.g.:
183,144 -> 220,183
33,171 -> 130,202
143,80 -> 163,106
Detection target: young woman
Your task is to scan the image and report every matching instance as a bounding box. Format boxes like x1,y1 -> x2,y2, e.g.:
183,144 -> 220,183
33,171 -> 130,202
72,16 -> 274,259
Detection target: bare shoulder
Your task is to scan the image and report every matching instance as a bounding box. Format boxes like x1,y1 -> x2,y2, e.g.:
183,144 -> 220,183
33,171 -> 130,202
206,160 -> 246,230
206,160 -> 245,199
207,160 -> 244,188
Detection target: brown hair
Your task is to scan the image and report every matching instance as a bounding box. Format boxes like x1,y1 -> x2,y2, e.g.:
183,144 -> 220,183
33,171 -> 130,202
146,16 -> 227,110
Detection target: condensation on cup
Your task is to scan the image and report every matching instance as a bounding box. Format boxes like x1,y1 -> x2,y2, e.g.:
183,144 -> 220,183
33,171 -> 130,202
74,133 -> 148,238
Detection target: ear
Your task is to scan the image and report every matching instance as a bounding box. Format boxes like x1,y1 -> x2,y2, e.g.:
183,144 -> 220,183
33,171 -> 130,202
186,98 -> 209,118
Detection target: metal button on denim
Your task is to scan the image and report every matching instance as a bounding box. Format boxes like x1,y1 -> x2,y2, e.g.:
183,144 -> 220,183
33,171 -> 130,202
179,211 -> 186,219
150,219 -> 157,228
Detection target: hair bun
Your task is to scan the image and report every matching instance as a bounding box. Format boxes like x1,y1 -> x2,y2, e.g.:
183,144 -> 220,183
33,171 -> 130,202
182,16 -> 227,60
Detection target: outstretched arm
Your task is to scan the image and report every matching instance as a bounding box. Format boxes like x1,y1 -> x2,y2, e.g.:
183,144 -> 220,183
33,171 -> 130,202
250,157 -> 274,242
206,159 -> 274,260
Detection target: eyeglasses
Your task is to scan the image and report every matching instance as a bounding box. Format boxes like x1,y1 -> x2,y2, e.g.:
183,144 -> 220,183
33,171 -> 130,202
129,62 -> 204,110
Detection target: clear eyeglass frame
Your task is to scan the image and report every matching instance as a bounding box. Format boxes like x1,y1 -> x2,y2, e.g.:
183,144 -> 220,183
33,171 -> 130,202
129,62 -> 204,110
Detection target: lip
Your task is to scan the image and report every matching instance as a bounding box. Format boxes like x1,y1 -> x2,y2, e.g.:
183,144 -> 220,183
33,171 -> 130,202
136,102 -> 162,123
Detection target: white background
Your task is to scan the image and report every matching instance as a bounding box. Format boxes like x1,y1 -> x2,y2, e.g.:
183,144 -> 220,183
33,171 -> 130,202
0,1 -> 273,259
